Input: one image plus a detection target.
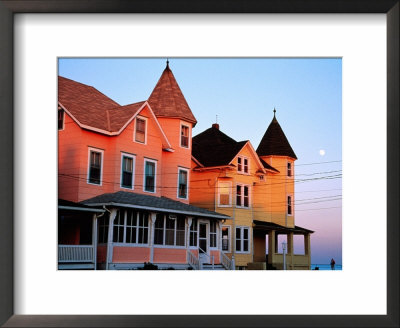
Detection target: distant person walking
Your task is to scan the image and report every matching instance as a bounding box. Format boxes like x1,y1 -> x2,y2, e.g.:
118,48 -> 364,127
330,258 -> 336,270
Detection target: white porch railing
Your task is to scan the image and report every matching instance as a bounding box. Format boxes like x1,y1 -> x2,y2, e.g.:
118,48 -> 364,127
187,250 -> 200,270
58,245 -> 94,263
220,251 -> 232,270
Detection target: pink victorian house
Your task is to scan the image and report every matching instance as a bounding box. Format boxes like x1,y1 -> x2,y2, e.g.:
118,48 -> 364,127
58,62 -> 232,270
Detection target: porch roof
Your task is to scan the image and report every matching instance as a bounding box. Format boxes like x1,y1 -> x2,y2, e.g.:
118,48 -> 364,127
81,191 -> 231,220
58,199 -> 105,213
253,220 -> 314,234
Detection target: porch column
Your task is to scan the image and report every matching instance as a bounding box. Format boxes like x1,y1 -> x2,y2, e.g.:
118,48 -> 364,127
106,209 -> 118,270
217,221 -> 223,252
149,213 -> 157,263
287,232 -> 294,270
186,217 -> 193,251
274,232 -> 279,252
268,230 -> 276,265
304,233 -> 311,268
92,214 -> 98,270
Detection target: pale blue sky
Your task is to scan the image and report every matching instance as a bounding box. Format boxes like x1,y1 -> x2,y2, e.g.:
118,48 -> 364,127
59,58 -> 342,265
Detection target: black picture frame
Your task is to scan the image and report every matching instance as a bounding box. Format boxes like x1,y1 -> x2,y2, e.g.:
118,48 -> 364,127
0,1 -> 398,327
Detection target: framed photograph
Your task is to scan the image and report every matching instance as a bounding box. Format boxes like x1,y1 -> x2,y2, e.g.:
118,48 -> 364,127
0,1 -> 398,327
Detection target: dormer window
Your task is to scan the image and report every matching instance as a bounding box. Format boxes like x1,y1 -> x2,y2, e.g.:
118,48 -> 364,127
287,162 -> 292,177
180,124 -> 189,148
237,156 -> 249,174
135,117 -> 146,143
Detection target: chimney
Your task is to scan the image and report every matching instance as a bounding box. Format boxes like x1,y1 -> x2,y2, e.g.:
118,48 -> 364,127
212,123 -> 219,130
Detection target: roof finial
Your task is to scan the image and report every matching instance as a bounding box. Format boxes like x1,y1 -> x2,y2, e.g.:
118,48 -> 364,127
216,114 -> 218,124
273,107 -> 276,117
166,58 -> 169,69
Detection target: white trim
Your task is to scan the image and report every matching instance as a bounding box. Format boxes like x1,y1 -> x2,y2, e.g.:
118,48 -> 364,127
120,152 -> 136,190
235,226 -> 251,254
191,155 -> 204,167
221,225 -> 231,253
217,180 -> 232,207
134,115 -> 147,145
84,202 -> 232,220
177,167 -> 189,200
58,206 -> 104,213
87,147 -> 104,186
143,158 -> 157,193
228,141 -> 266,173
235,183 -> 251,209
179,122 -> 191,149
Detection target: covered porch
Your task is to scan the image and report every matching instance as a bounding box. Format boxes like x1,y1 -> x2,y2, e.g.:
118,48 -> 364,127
251,220 -> 313,270
58,199 -> 105,270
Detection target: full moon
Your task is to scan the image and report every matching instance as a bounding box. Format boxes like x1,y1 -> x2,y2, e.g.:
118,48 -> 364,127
319,149 -> 326,156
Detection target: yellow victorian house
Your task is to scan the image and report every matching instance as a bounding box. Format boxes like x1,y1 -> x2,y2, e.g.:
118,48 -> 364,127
190,111 -> 313,270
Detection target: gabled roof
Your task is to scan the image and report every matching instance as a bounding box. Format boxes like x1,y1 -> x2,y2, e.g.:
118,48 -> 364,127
148,62 -> 197,125
192,126 -> 247,167
256,112 -> 297,160
58,76 -> 121,132
82,191 -> 230,220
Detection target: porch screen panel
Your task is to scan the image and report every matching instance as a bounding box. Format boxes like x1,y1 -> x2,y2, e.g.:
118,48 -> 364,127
125,211 -> 137,244
176,216 -> 185,246
190,219 -> 198,247
154,214 -> 164,245
165,217 -> 175,245
113,210 -> 124,243
138,212 -> 149,244
98,214 -> 109,243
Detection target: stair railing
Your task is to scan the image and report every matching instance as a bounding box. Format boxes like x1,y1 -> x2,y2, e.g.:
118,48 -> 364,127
187,250 -> 199,270
220,251 -> 232,270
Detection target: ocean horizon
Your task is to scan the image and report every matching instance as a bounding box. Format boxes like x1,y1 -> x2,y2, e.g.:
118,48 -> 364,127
311,264 -> 342,270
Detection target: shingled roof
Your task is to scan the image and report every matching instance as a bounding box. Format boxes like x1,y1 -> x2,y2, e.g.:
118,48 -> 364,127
82,191 -> 230,220
148,62 -> 197,125
256,113 -> 297,159
192,125 -> 247,167
58,76 -> 145,133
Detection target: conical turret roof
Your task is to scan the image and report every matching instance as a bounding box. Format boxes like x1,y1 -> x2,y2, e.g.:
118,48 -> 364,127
256,111 -> 297,159
148,62 -> 197,125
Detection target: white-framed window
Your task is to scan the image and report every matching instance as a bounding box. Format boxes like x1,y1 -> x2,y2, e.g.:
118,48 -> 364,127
236,226 -> 250,253
287,162 -> 292,177
210,221 -> 217,248
287,195 -> 293,216
218,181 -> 231,207
221,225 -> 231,252
58,107 -> 64,130
134,116 -> 147,144
180,124 -> 190,148
177,168 -> 189,199
237,156 -> 249,174
87,147 -> 103,185
189,219 -> 198,247
120,153 -> 135,189
112,210 -> 149,245
144,159 -> 156,193
154,214 -> 186,247
236,184 -> 250,208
